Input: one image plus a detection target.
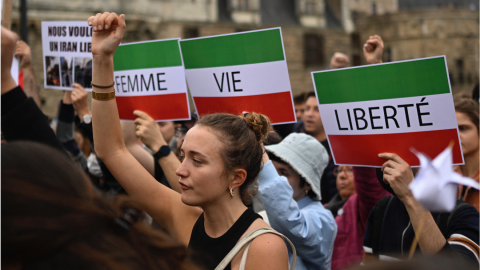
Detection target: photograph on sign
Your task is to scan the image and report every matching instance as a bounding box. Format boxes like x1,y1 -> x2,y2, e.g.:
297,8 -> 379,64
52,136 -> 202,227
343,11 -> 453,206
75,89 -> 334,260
180,27 -> 296,125
311,56 -> 463,167
113,39 -> 190,122
41,21 -> 93,90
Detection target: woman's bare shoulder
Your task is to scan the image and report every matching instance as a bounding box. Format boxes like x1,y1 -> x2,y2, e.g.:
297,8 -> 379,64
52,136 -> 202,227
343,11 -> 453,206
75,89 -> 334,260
244,219 -> 290,270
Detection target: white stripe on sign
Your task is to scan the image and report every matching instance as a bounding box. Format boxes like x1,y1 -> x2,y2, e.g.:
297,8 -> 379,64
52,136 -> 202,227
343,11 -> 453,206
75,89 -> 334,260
319,93 -> 457,135
185,60 -> 291,97
114,66 -> 187,97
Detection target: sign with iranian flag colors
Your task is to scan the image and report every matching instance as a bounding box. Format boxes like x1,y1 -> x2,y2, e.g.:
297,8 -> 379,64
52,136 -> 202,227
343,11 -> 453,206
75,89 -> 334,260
113,39 -> 190,121
179,28 -> 296,124
312,56 -> 463,167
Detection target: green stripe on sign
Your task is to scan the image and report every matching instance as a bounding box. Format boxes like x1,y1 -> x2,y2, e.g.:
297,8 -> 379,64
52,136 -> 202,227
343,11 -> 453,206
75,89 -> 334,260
114,40 -> 182,71
313,57 -> 450,104
180,28 -> 285,69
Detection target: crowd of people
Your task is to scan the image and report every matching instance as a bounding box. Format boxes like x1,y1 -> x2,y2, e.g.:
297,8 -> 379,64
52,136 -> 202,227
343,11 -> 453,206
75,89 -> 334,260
2,12 -> 479,270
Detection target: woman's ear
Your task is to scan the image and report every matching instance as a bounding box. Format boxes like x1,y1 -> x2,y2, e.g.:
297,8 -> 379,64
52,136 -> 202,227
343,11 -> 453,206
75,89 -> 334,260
230,168 -> 247,190
305,183 -> 312,192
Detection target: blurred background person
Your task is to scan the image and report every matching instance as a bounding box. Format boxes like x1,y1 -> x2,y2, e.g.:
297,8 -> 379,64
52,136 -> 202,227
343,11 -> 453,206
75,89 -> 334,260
14,40 -> 41,108
293,91 -> 308,121
453,97 -> 479,211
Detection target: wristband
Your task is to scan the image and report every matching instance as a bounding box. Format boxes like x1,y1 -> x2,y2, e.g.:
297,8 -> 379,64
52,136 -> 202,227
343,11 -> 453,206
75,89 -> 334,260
153,145 -> 171,160
92,91 -> 115,101
91,82 -> 115,89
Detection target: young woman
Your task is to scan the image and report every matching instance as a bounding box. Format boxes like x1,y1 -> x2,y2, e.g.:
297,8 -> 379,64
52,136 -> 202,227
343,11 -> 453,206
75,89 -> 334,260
454,97 -> 479,211
88,12 -> 289,270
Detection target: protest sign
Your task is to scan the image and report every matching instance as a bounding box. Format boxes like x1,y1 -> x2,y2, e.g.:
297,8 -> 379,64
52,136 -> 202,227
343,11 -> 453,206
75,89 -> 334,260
113,39 -> 190,121
41,21 -> 92,90
311,56 -> 463,167
180,28 -> 296,124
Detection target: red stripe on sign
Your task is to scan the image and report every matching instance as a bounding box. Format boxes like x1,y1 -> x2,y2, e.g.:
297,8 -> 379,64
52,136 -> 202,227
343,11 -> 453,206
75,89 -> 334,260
328,129 -> 463,166
193,92 -> 295,124
116,93 -> 189,121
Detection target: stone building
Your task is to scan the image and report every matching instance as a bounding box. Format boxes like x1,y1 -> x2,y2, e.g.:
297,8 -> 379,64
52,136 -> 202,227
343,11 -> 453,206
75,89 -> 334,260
9,0 -> 479,116
352,4 -> 479,95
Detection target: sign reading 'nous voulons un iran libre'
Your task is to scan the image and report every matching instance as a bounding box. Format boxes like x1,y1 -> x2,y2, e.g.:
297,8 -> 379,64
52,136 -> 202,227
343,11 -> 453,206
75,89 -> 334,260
180,28 -> 296,124
113,39 -> 190,121
312,56 -> 463,167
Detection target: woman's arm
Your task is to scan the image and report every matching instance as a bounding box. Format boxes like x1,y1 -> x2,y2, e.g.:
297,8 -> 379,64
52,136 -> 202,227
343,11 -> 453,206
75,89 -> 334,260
88,13 -> 200,245
133,110 -> 182,193
1,27 -> 65,154
56,91 -> 88,170
380,153 -> 446,254
14,41 -> 42,108
121,121 -> 155,176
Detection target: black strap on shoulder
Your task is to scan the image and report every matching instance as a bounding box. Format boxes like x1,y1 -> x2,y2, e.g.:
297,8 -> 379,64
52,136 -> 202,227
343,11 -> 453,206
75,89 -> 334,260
436,199 -> 470,238
372,196 -> 392,257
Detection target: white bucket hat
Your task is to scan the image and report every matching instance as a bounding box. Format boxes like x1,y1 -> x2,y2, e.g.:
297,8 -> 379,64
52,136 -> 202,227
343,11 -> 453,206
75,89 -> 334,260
265,133 -> 329,200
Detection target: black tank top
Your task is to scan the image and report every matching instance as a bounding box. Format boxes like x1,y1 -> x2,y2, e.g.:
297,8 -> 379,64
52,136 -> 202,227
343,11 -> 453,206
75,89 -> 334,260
188,208 -> 261,270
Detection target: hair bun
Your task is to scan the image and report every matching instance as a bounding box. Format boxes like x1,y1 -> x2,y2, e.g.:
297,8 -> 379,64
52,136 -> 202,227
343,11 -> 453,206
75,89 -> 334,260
243,112 -> 271,143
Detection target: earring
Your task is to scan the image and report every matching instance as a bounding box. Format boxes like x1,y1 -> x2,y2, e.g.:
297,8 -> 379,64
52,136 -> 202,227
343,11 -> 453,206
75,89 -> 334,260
305,189 -> 308,194
230,188 -> 234,198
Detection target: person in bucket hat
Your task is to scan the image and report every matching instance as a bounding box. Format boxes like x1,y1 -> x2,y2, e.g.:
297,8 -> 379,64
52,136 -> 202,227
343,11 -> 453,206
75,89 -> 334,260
258,133 -> 337,270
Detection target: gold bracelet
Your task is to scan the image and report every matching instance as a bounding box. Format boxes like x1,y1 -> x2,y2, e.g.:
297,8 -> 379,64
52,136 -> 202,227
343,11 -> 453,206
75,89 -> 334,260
92,90 -> 115,101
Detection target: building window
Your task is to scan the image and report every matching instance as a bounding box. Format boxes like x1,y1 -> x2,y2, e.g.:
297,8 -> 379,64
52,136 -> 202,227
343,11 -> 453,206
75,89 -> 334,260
238,0 -> 249,11
456,59 -> 464,84
352,54 -> 361,66
184,27 -> 199,39
304,34 -> 324,67
351,32 -> 360,48
449,72 -> 455,86
371,2 -> 377,15
305,0 -> 317,15
383,47 -> 391,62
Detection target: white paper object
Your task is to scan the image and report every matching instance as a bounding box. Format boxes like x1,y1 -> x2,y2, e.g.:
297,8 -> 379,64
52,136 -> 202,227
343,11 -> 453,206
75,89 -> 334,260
409,145 -> 479,212
11,56 -> 19,85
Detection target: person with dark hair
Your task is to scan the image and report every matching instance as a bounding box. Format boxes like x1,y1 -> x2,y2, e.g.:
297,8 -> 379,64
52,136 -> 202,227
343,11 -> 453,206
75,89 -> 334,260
293,92 -> 308,121
362,153 -> 479,265
2,142 -> 198,270
303,91 -> 338,203
454,97 -> 479,211
259,133 -> 337,270
1,27 -> 64,154
88,13 -> 293,270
